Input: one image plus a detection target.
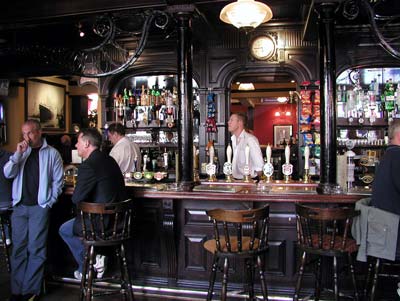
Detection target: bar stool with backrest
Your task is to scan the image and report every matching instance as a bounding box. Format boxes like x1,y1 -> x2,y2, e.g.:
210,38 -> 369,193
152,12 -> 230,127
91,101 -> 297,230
77,199 -> 134,301
294,204 -> 360,301
203,205 -> 270,301
0,206 -> 11,272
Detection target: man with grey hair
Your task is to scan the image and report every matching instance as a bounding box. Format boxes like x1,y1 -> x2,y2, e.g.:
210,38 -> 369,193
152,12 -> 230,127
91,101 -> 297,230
371,118 -> 400,258
4,119 -> 64,301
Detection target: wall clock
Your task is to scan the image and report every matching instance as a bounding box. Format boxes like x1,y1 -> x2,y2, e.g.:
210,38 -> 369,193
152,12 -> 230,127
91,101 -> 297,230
250,35 -> 276,60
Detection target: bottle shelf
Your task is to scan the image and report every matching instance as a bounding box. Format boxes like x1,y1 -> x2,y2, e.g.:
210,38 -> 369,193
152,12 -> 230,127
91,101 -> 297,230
135,143 -> 177,148
336,145 -> 385,149
126,125 -> 177,131
336,118 -> 389,127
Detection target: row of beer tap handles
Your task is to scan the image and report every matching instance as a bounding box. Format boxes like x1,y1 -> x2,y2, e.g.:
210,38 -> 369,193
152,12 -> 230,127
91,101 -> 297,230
201,143 -> 311,183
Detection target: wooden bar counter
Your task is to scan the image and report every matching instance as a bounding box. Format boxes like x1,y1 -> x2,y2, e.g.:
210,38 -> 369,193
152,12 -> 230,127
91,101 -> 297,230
54,181 -> 369,299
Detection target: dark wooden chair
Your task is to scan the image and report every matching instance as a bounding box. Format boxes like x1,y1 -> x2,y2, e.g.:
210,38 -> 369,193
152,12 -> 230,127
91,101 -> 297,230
0,207 -> 11,272
203,206 -> 270,301
294,204 -> 360,301
77,199 -> 134,301
364,256 -> 400,300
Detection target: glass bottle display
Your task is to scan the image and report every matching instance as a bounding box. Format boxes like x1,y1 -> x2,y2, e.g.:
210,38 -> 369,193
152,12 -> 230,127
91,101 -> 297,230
336,67 -> 400,190
106,74 -> 199,182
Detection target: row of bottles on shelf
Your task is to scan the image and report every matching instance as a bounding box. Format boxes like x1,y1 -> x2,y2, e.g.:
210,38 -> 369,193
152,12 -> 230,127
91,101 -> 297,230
112,85 -> 179,127
337,78 -> 400,122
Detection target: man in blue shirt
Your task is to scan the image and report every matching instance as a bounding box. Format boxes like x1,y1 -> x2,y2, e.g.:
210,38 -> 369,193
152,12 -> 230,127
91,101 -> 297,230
4,119 -> 64,301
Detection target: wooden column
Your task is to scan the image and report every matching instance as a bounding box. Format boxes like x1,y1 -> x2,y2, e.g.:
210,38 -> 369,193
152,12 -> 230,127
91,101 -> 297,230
315,2 -> 340,194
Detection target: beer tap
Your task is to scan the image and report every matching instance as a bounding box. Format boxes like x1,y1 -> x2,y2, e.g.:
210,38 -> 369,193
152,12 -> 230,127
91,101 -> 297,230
206,145 -> 217,181
223,144 -> 233,182
282,145 -> 293,183
243,144 -> 251,183
303,145 -> 310,183
263,144 -> 274,183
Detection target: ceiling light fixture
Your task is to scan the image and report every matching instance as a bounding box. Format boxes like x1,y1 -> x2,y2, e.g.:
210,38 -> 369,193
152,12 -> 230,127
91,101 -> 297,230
220,0 -> 273,30
238,83 -> 255,90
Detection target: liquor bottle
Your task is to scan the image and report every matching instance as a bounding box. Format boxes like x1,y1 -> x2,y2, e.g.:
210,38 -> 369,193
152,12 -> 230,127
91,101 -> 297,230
172,86 -> 178,105
128,89 -> 136,108
154,85 -> 162,120
141,85 -> 147,106
395,83 -> 400,118
336,85 -> 347,118
116,94 -> 124,124
342,85 -> 347,103
336,85 -> 342,103
136,89 -> 141,106
113,93 -> 119,122
384,79 -> 395,121
395,82 -> 400,104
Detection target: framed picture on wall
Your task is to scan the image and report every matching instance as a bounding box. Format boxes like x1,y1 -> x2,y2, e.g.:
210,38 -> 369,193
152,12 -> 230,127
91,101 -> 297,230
25,79 -> 66,132
273,124 -> 292,147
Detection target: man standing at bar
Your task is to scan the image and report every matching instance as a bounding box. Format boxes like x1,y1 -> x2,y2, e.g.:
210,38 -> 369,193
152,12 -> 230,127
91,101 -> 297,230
371,119 -> 400,257
228,113 -> 264,180
4,119 -> 64,301
107,122 -> 141,173
59,128 -> 126,280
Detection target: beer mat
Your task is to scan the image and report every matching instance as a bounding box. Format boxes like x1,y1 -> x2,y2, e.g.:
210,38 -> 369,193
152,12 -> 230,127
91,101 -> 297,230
193,185 -> 243,193
269,186 -> 317,194
347,187 -> 372,195
125,182 -> 167,191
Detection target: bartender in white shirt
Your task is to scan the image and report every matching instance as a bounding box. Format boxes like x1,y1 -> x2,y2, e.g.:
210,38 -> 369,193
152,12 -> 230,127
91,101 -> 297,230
228,113 -> 264,180
107,122 -> 141,174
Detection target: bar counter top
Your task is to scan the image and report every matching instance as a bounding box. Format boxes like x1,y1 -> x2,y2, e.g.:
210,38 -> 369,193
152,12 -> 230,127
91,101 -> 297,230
131,187 -> 367,203
64,180 -> 369,203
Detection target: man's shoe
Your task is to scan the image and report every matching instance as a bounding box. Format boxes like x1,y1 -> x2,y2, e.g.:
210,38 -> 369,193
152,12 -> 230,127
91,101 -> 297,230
94,254 -> 107,279
74,270 -> 83,281
21,294 -> 40,301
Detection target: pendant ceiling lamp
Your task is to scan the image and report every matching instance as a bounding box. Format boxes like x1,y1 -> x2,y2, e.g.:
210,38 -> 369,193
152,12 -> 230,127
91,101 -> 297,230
220,0 -> 273,30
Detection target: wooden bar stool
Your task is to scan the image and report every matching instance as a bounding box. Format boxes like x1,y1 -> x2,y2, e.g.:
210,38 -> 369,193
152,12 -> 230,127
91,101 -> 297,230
204,206 -> 270,301
0,207 -> 11,272
294,204 -> 360,301
364,256 -> 400,300
77,199 -> 134,301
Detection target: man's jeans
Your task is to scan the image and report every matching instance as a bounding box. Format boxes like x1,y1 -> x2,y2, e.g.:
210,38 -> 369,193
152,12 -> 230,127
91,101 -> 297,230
11,204 -> 49,295
59,218 -> 85,273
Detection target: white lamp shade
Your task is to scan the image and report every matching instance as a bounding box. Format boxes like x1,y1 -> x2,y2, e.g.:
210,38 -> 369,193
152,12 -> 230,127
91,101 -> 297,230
220,0 -> 273,29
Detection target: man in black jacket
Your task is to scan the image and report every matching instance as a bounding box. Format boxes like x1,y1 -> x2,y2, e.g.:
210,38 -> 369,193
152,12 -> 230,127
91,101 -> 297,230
59,128 -> 126,279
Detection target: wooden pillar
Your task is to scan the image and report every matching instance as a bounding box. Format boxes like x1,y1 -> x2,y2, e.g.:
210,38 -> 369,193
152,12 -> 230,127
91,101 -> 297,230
171,5 -> 195,190
315,2 -> 341,194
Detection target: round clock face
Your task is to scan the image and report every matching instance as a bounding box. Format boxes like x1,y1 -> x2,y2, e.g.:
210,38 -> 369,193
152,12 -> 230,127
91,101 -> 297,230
250,36 -> 276,60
